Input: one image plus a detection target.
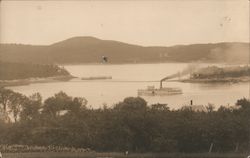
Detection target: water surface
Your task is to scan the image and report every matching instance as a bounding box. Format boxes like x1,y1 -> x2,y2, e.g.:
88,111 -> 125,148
8,63 -> 249,109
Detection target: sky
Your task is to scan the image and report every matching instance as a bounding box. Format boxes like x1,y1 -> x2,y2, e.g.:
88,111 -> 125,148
0,0 -> 249,46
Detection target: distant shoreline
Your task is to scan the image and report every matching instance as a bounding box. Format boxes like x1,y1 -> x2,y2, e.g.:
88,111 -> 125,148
59,61 -> 242,66
178,76 -> 250,83
59,61 -> 190,66
0,75 -> 75,87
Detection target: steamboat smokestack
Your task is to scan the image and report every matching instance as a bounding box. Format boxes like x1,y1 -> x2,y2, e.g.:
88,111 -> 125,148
160,80 -> 163,89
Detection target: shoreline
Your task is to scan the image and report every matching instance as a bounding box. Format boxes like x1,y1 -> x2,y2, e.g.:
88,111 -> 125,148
59,61 -> 235,66
177,76 -> 250,83
0,75 -> 75,87
2,75 -> 250,87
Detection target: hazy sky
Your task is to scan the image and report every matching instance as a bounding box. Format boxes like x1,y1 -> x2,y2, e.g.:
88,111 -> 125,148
0,0 -> 249,46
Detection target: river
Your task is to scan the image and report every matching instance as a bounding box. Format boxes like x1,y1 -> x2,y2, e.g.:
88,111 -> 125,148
8,63 -> 249,109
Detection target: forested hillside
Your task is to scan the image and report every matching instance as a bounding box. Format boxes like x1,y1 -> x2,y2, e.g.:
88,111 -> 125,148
1,37 -> 249,64
0,62 -> 70,80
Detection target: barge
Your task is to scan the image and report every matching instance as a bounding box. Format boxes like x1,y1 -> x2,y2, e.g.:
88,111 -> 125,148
81,76 -> 112,80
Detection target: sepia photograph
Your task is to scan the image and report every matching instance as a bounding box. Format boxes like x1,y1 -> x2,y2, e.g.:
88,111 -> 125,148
0,0 -> 249,157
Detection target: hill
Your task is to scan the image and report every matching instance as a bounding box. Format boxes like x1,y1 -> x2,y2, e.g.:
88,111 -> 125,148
0,37 -> 249,64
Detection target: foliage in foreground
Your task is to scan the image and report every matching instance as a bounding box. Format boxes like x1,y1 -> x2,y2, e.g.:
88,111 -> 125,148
0,88 -> 250,153
2,152 -> 248,158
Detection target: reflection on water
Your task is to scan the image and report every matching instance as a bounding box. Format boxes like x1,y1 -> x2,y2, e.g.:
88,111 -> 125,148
8,63 -> 249,109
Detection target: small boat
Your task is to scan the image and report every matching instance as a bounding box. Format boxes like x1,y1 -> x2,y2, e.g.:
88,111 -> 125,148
138,86 -> 182,96
81,76 -> 112,80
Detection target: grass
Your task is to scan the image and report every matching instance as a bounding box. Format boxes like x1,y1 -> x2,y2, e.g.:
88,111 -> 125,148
2,152 -> 248,158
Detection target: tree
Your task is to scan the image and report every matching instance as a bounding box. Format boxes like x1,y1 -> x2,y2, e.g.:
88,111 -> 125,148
9,92 -> 27,122
42,91 -> 72,118
20,93 -> 42,122
68,97 -> 88,113
0,88 -> 14,112
113,97 -> 149,151
114,97 -> 147,111
236,98 -> 250,109
150,103 -> 169,112
206,103 -> 215,113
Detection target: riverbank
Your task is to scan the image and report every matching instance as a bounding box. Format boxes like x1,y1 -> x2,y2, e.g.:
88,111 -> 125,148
179,76 -> 250,83
0,75 -> 75,87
